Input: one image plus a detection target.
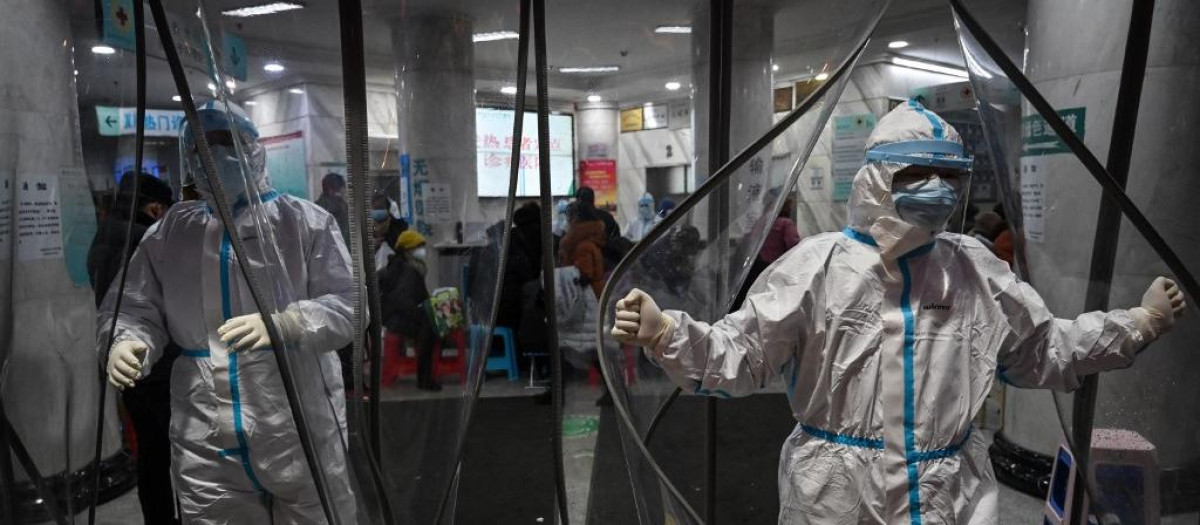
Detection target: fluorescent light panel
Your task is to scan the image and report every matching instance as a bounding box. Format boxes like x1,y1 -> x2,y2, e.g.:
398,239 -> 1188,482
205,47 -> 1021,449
586,94 -> 602,102
654,26 -> 691,34
263,62 -> 286,73
558,66 -> 620,73
888,40 -> 910,49
664,81 -> 682,90
891,56 -> 968,78
473,31 -> 519,43
222,2 -> 305,18
288,87 -> 304,94
500,86 -> 518,95
92,45 -> 116,55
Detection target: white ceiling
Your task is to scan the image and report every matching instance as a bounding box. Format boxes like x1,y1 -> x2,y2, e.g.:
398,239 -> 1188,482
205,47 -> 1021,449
68,0 -> 1028,111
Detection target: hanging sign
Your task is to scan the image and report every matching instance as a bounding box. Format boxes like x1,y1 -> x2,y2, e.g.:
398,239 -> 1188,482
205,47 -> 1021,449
96,106 -> 187,137
262,131 -> 308,199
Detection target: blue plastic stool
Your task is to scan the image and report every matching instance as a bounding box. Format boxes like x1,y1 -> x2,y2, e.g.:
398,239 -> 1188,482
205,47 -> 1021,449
479,325 -> 519,382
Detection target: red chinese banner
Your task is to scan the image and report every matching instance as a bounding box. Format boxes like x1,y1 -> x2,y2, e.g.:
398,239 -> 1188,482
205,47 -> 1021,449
579,159 -> 618,210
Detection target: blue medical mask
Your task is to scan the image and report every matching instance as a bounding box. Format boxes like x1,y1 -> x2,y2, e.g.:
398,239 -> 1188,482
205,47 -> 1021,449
892,176 -> 960,230
371,209 -> 389,222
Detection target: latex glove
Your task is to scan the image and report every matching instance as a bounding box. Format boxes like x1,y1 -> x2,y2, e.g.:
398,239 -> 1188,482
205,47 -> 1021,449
611,288 -> 675,348
1129,276 -> 1187,341
107,340 -> 148,391
218,311 -> 302,352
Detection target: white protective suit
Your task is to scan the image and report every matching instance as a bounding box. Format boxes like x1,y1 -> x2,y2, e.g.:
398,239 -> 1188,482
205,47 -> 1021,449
644,101 -> 1155,524
99,101 -> 356,523
625,193 -> 657,242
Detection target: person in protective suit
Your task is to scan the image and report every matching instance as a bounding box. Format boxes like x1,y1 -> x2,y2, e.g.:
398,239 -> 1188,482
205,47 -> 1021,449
99,100 -> 358,523
612,100 -> 1186,524
625,192 -> 657,242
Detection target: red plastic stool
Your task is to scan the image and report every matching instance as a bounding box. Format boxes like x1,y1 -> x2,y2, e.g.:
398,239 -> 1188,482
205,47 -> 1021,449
382,329 -> 467,386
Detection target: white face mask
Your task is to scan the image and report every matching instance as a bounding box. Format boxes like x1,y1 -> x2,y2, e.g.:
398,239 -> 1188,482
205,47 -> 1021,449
411,247 -> 427,260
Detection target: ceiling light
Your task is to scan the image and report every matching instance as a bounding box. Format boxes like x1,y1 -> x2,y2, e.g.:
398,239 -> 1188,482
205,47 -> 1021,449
172,95 -> 182,102
654,26 -> 691,34
288,87 -> 304,94
263,62 -> 286,73
891,56 -> 968,78
222,2 -> 305,18
665,81 -> 682,91
558,66 -> 620,74
244,100 -> 257,106
772,64 -> 779,72
91,45 -> 116,55
814,72 -> 830,81
473,31 -> 519,43
500,86 -> 518,95
586,94 -> 602,102
888,40 -> 910,49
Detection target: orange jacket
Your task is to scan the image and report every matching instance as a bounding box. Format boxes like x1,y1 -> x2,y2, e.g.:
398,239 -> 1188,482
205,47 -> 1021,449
559,220 -> 607,296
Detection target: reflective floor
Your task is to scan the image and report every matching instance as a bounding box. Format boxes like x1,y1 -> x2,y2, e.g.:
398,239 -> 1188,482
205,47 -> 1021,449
62,374 -> 1065,525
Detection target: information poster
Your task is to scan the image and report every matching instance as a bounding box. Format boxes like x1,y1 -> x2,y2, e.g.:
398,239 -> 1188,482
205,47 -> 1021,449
0,172 -> 11,260
1019,107 -> 1085,243
831,113 -> 876,202
620,107 -> 643,133
61,170 -> 98,287
16,175 -> 62,261
262,131 -> 308,199
423,182 -> 452,222
579,159 -> 618,209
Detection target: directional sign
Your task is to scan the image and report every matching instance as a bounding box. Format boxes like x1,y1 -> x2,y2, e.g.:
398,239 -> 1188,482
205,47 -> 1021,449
102,0 -> 136,51
223,33 -> 248,81
95,106 -> 187,138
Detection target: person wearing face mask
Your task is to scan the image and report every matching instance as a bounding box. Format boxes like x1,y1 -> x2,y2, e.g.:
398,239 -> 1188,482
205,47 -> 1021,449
315,172 -> 350,247
87,171 -> 180,525
372,195 -> 409,271
99,100 -> 358,523
380,229 -> 440,391
611,100 -> 1186,524
625,192 -> 658,242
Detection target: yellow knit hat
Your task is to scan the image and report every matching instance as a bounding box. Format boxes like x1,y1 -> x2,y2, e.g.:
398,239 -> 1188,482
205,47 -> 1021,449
396,230 -> 426,251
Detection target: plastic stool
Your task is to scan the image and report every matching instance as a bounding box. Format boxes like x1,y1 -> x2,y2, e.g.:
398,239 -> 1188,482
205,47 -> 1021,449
474,325 -> 519,382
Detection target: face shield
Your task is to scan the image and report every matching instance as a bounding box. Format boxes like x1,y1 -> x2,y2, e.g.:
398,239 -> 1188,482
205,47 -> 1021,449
179,100 -> 267,210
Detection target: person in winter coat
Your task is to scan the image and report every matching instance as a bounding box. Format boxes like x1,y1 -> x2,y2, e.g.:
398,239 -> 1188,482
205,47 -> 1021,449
558,203 -> 607,297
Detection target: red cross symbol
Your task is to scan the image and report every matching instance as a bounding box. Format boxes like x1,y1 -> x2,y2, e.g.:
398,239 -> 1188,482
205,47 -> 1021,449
115,6 -> 129,27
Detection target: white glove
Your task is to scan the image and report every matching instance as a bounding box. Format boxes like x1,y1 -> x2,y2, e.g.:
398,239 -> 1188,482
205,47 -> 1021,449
611,288 -> 675,349
1130,276 -> 1186,341
218,311 -> 302,352
107,340 -> 148,391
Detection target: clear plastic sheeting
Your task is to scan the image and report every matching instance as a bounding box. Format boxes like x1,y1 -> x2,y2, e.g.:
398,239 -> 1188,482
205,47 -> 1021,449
1,2 -> 130,523
592,1 -> 888,522
954,2 -> 1200,522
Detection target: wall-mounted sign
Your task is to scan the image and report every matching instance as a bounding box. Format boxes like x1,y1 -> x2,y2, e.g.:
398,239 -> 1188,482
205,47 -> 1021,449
579,159 -> 618,210
642,104 -> 669,130
95,106 -> 186,137
223,33 -> 248,81
261,131 -> 308,199
795,79 -> 824,105
620,107 -> 643,133
101,0 -> 136,51
774,86 -> 794,113
831,113 -> 877,202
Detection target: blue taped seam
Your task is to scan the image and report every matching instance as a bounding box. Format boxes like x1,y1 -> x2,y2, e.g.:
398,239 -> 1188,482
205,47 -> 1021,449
182,349 -> 211,358
221,233 -> 267,495
898,256 -> 923,524
801,425 -> 884,449
842,227 -> 878,247
909,427 -> 973,463
692,384 -> 732,399
909,99 -> 944,140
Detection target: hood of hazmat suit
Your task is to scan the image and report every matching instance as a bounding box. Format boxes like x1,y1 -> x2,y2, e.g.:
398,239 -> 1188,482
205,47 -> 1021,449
626,192 -> 657,242
644,100 -> 1151,524
99,99 -> 358,522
